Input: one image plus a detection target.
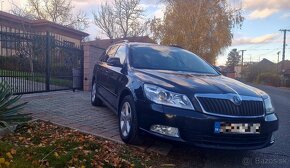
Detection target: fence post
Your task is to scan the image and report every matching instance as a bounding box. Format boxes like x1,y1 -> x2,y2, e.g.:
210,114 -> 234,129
80,46 -> 84,90
45,31 -> 51,91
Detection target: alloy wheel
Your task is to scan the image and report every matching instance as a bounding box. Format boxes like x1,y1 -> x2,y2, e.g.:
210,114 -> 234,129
120,102 -> 132,137
91,83 -> 96,102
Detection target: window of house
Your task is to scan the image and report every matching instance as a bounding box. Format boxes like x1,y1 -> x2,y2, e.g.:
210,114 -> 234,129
0,34 -> 20,49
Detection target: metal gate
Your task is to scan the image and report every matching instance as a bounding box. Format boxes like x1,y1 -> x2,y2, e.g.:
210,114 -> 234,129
0,29 -> 83,94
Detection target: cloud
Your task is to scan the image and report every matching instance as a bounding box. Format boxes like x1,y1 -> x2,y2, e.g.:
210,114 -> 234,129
232,33 -> 279,45
152,4 -> 166,19
243,0 -> 290,19
243,0 -> 290,10
248,8 -> 279,20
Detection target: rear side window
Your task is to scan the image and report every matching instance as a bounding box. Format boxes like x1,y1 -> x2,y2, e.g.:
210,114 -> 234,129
100,45 -> 119,62
107,45 -> 119,57
114,45 -> 127,64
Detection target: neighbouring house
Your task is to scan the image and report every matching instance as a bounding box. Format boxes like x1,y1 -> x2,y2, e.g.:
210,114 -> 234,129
219,66 -> 234,78
277,60 -> 290,87
0,11 -> 89,56
234,65 -> 242,79
82,36 -> 154,91
241,58 -> 276,82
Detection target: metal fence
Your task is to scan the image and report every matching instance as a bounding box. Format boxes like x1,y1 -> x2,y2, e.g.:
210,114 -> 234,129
0,28 -> 83,94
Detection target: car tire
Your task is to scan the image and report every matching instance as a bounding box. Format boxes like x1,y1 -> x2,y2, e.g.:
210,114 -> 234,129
119,95 -> 143,145
91,80 -> 103,106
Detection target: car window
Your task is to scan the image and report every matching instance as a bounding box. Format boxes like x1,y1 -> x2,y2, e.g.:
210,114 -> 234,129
107,45 -> 119,57
130,44 -> 218,75
114,45 -> 127,64
99,45 -> 119,62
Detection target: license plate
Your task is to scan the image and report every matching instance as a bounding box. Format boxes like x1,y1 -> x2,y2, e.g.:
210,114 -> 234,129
214,122 -> 260,134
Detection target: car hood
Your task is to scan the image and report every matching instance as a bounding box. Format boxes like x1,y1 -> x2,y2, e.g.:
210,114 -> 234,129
134,69 -> 267,98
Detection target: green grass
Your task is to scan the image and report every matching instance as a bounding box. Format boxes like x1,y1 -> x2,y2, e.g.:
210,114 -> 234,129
0,69 -> 72,87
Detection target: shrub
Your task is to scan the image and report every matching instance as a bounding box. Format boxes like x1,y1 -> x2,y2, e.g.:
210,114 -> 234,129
0,81 -> 31,129
256,72 -> 281,87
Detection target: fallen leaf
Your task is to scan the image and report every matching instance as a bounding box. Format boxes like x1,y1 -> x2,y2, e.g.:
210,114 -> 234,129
0,158 -> 5,164
5,161 -> 10,166
54,152 -> 59,158
6,152 -> 13,159
10,148 -> 17,155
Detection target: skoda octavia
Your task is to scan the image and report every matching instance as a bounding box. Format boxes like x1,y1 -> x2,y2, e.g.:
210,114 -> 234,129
91,41 -> 278,150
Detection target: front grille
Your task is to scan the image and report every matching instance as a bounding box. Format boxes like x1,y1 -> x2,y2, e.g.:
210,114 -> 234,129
197,97 -> 264,116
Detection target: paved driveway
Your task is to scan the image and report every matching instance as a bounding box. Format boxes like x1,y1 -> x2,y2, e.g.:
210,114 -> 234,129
21,91 -> 122,142
20,84 -> 290,167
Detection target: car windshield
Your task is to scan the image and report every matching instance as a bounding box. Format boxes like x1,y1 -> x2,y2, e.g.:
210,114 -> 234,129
130,44 -> 219,75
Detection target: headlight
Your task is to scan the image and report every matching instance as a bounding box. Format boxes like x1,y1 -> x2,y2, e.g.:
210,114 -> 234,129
264,97 -> 274,114
144,84 -> 194,110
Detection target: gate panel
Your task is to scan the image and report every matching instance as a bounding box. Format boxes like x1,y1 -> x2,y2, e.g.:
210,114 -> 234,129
0,27 -> 83,94
49,34 -> 83,91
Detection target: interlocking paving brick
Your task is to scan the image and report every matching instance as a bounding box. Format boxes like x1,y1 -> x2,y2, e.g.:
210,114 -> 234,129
20,91 -> 172,155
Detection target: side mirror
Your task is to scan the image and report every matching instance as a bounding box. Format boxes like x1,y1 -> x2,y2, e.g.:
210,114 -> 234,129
107,57 -> 123,67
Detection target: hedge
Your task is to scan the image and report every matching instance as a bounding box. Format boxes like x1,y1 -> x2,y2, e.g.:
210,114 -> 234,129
0,56 -> 76,76
256,72 -> 281,87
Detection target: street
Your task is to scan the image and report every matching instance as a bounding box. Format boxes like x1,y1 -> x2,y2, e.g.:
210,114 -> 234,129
167,84 -> 290,168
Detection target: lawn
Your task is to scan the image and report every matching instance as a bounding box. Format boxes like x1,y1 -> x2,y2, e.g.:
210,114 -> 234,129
0,69 -> 72,87
0,121 -> 170,168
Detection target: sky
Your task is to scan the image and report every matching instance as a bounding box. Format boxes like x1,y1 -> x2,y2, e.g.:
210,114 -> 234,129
1,0 -> 290,65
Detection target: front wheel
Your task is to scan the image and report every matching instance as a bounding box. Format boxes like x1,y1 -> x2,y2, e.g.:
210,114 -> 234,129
119,95 -> 143,145
91,81 -> 103,106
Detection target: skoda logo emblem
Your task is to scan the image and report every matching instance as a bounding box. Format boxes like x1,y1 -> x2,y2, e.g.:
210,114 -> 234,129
233,96 -> 242,105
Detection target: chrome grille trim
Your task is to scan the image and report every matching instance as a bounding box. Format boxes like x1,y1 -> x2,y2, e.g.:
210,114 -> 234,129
195,93 -> 265,118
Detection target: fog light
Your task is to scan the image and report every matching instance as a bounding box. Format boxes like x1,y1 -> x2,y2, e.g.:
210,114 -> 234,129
150,125 -> 179,138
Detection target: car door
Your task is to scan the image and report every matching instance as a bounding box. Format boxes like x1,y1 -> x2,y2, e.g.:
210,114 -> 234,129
97,45 -> 120,105
105,44 -> 128,110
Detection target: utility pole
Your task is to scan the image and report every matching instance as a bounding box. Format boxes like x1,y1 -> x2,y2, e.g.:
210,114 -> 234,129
279,29 -> 290,73
277,51 -> 280,73
239,50 -> 246,66
1,1 -> 3,11
239,50 -> 246,79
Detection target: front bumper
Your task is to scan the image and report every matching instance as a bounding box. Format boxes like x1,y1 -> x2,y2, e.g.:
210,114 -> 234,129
136,100 -> 279,150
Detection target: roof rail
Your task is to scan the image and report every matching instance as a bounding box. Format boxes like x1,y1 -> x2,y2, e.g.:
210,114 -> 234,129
169,44 -> 184,49
113,40 -> 129,44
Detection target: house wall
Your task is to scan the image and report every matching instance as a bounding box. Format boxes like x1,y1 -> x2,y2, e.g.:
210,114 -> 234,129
83,43 -> 105,91
234,66 -> 242,79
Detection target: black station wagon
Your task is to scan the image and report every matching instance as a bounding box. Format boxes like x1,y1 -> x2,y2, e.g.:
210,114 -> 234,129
91,41 -> 278,150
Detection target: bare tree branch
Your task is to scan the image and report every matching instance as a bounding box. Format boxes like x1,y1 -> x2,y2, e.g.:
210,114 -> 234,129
93,0 -> 148,39
9,0 -> 89,31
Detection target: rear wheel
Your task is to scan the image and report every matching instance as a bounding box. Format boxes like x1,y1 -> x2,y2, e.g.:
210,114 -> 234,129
91,80 -> 102,106
119,95 -> 143,145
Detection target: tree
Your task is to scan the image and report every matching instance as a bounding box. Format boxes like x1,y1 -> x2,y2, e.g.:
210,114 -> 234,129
9,0 -> 89,31
150,0 -> 244,64
226,48 -> 241,67
93,0 -> 148,39
93,3 -> 119,40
